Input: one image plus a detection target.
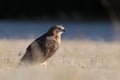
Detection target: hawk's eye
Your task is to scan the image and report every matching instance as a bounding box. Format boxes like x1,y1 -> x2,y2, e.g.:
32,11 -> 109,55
57,28 -> 61,31
58,28 -> 61,30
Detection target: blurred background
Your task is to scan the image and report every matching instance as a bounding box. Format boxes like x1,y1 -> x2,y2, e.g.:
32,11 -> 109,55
0,0 -> 120,41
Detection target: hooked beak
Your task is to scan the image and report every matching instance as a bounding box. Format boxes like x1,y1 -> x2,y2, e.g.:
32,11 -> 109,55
62,29 -> 65,32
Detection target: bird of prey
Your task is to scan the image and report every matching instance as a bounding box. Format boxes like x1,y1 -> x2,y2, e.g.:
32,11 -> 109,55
18,25 -> 65,66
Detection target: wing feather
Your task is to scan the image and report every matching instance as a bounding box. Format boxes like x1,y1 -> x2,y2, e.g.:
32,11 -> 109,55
38,37 -> 59,58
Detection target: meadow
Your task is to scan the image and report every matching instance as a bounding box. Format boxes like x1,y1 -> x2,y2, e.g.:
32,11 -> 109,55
0,39 -> 120,80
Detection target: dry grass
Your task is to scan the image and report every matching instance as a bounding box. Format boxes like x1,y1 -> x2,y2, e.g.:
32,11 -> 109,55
0,39 -> 120,80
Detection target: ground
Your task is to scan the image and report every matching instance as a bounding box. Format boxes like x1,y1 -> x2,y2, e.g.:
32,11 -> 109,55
0,39 -> 120,80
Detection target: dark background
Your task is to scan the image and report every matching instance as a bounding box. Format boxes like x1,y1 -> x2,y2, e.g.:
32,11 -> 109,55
0,0 -> 109,21
0,0 -> 116,41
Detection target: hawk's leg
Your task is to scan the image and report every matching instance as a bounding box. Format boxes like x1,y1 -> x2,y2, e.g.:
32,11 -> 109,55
41,61 -> 48,69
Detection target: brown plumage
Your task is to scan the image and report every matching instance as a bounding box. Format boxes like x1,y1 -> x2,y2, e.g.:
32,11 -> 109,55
18,25 -> 65,66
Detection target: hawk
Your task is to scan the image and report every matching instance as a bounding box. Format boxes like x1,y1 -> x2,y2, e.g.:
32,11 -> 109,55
18,25 -> 65,66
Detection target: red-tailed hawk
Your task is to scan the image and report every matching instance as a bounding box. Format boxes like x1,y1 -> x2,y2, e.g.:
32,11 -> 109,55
18,25 -> 65,66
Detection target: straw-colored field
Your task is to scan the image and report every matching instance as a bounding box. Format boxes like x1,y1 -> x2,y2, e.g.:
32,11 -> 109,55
0,39 -> 120,80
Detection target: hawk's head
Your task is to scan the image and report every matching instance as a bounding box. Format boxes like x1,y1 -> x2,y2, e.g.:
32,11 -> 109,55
48,25 -> 65,35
